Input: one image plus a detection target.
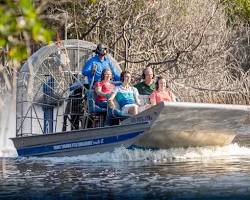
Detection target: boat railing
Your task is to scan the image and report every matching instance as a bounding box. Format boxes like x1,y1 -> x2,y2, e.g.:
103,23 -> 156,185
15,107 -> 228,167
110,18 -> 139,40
15,39 -> 123,138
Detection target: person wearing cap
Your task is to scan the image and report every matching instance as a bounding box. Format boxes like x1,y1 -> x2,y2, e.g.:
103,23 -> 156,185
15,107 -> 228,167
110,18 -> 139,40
82,44 -> 120,86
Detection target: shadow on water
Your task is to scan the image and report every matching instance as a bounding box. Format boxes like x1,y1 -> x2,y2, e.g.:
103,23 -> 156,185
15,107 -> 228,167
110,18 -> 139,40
1,145 -> 250,200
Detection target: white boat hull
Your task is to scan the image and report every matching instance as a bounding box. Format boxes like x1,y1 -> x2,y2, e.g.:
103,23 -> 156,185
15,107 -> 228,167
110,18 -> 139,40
122,102 -> 250,148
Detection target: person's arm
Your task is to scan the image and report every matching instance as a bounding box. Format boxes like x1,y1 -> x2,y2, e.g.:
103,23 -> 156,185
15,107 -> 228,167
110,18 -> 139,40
108,93 -> 116,109
149,92 -> 156,106
168,90 -> 177,102
82,57 -> 98,83
95,82 -> 108,97
82,59 -> 92,76
108,88 -> 118,109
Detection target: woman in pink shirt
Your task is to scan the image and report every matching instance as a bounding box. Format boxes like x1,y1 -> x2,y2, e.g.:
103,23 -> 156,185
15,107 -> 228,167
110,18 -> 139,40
149,76 -> 176,106
94,68 -> 115,109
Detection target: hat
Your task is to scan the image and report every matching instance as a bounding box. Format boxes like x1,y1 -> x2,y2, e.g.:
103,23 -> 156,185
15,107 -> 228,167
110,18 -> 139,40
95,43 -> 107,55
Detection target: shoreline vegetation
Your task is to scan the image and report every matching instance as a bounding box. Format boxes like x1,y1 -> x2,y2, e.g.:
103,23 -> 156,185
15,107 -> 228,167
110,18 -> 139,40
0,0 -> 249,106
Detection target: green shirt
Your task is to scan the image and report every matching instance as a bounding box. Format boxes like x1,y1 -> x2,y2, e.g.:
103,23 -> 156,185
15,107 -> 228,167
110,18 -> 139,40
134,81 -> 155,95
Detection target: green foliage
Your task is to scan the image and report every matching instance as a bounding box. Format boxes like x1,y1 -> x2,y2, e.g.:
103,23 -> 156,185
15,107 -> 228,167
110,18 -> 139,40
224,0 -> 250,24
0,0 -> 53,62
88,0 -> 97,3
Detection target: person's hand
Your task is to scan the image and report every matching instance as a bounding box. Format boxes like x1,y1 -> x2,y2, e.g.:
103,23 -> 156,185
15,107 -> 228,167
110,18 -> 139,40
109,100 -> 115,109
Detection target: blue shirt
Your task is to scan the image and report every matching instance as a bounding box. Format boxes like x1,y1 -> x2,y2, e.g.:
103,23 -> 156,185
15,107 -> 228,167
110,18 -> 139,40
113,86 -> 139,109
69,80 -> 85,92
82,55 -> 120,83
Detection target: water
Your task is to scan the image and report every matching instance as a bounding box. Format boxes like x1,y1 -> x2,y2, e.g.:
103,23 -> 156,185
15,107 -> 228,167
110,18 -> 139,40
1,97 -> 250,199
1,144 -> 250,200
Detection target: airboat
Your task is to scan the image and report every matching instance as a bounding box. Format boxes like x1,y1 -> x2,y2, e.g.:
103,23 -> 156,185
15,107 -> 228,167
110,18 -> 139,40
11,39 -> 151,157
11,39 -> 250,157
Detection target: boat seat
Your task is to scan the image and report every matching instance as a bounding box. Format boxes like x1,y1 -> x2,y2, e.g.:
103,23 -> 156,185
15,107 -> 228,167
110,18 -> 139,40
62,91 -> 84,131
86,90 -> 106,113
138,94 -> 150,112
86,90 -> 107,127
107,108 -> 128,126
106,99 -> 129,126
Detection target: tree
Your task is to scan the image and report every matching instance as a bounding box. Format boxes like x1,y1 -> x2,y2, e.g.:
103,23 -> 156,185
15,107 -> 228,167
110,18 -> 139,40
0,0 -> 53,151
0,0 -> 53,93
39,0 -> 249,104
223,0 -> 250,24
1,0 -> 248,104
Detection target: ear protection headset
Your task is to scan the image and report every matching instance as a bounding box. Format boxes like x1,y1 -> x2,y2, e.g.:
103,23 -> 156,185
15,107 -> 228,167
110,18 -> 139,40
156,76 -> 169,90
95,44 -> 108,56
101,68 -> 112,81
155,76 -> 162,90
142,67 -> 154,79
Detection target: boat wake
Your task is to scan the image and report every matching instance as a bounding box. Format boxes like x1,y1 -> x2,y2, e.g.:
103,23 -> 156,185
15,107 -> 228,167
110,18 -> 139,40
10,143 -> 250,163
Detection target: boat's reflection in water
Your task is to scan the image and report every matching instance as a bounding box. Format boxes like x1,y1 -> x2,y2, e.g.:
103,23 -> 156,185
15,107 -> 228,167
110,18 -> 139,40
1,143 -> 250,199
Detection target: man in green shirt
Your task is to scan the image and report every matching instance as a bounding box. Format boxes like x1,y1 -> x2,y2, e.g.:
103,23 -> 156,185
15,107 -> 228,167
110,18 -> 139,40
134,66 -> 155,95
134,67 -> 155,110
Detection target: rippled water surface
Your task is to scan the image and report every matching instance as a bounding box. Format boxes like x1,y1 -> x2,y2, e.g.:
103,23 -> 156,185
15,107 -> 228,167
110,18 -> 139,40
1,144 -> 250,199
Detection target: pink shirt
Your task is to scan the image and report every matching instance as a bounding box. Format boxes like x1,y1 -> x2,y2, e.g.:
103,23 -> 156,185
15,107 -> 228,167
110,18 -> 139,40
149,90 -> 176,105
95,81 -> 115,102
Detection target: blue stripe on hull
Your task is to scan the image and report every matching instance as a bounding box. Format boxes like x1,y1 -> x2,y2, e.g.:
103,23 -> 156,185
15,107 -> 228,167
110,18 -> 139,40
17,131 -> 144,156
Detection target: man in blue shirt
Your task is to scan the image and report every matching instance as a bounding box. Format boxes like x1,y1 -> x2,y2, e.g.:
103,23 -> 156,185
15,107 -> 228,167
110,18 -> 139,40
82,44 -> 120,85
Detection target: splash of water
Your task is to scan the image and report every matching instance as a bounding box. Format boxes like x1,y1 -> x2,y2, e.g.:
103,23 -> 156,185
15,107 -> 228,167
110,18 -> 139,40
27,143 -> 250,163
0,94 -> 17,157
